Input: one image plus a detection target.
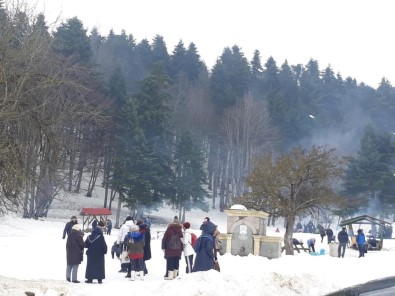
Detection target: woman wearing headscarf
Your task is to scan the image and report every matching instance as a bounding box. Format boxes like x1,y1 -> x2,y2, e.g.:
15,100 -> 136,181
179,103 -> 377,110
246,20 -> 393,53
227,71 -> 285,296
192,217 -> 217,272
84,221 -> 107,284
66,224 -> 84,283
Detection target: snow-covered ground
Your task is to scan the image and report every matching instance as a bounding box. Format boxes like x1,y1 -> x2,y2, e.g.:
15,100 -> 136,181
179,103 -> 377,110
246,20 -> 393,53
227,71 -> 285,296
1,193 -> 395,296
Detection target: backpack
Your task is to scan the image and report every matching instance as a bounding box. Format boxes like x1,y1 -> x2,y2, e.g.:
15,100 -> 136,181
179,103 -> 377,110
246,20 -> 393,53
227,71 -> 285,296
190,233 -> 198,248
168,232 -> 182,250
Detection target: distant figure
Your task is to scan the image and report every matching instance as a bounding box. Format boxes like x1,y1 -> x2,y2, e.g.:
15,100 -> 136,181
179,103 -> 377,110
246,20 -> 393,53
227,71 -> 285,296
162,216 -> 183,280
63,216 -> 78,239
84,226 -> 107,284
106,219 -> 112,235
275,227 -> 280,233
326,228 -> 334,244
182,222 -> 195,274
145,216 -> 152,229
306,238 -> 316,253
66,224 -> 84,283
295,222 -> 303,232
193,217 -> 216,273
91,218 -> 98,229
356,229 -> 366,258
337,227 -> 349,258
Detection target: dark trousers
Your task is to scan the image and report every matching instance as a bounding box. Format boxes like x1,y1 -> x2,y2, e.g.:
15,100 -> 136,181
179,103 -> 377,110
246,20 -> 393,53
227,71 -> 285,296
357,244 -> 365,257
166,256 -> 180,272
185,255 -> 194,273
308,243 -> 315,253
338,243 -> 347,257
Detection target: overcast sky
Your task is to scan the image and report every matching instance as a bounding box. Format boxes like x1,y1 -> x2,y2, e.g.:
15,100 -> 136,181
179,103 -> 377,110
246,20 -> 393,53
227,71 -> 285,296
33,0 -> 395,88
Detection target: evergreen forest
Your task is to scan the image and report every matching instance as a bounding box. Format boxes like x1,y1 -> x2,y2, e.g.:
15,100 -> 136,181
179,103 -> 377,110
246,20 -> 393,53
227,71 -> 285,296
2,2 -> 395,227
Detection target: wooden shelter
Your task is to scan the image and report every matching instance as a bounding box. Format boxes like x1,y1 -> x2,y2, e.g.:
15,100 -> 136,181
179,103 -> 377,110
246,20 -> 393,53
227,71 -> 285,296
339,215 -> 392,250
79,208 -> 112,231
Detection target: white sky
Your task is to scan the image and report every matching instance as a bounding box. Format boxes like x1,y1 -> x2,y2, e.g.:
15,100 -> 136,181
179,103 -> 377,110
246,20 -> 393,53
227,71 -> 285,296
29,0 -> 395,88
1,191 -> 395,295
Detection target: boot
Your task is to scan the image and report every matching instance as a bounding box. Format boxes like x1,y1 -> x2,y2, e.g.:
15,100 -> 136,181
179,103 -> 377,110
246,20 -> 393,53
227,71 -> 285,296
129,271 -> 136,281
139,270 -> 144,281
125,271 -> 131,278
173,270 -> 179,278
164,270 -> 174,280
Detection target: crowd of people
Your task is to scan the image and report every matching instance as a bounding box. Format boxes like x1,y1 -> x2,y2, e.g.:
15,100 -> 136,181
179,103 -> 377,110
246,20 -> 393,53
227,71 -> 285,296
63,214 -> 220,284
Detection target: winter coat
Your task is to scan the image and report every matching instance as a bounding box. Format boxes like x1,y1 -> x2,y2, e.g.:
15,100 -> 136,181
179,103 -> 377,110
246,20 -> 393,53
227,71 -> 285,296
66,229 -> 84,265
192,234 -> 215,272
356,232 -> 366,244
182,229 -> 195,256
326,228 -> 334,238
117,220 -> 135,245
84,227 -> 107,280
92,219 -> 98,228
162,223 -> 183,258
63,220 -> 77,239
140,225 -> 152,261
106,220 -> 112,230
127,231 -> 145,260
337,230 -> 349,244
307,238 -> 315,247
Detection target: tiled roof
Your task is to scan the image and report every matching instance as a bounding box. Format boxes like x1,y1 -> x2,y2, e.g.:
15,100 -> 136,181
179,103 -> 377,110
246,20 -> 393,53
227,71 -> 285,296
80,208 -> 112,216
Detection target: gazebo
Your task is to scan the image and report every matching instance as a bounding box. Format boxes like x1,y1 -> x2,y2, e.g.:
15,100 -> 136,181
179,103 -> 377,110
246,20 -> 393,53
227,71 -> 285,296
79,208 -> 112,231
339,215 -> 392,250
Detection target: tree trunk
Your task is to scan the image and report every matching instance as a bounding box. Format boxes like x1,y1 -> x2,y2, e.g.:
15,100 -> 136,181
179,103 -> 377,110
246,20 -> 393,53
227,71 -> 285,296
284,215 -> 296,255
115,196 -> 122,229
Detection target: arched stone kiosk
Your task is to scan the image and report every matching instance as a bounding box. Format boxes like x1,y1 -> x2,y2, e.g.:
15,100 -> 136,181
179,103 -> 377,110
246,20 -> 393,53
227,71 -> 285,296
217,205 -> 283,259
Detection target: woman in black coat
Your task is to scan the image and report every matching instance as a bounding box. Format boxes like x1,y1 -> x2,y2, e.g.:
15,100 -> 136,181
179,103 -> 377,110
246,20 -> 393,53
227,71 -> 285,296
137,220 -> 152,274
84,225 -> 107,284
66,224 -> 84,283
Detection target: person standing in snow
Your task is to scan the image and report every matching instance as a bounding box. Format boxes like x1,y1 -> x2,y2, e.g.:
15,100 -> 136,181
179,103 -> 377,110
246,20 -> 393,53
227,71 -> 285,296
63,215 -> 78,239
326,228 -> 334,243
66,224 -> 84,283
84,224 -> 107,284
356,229 -> 366,258
181,222 -> 195,274
106,219 -> 112,235
126,224 -> 145,281
136,219 -> 151,275
162,216 -> 183,280
192,217 -> 216,272
337,226 -> 349,258
117,216 -> 135,272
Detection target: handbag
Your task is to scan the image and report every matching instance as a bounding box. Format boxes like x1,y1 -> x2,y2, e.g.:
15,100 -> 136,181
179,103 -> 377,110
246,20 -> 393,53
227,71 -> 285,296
213,260 -> 220,272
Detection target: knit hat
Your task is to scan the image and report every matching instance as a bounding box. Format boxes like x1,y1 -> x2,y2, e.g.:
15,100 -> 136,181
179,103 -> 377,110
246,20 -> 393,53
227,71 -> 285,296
173,216 -> 179,224
71,215 -> 77,220
125,216 -> 133,221
183,222 -> 190,229
72,224 -> 81,231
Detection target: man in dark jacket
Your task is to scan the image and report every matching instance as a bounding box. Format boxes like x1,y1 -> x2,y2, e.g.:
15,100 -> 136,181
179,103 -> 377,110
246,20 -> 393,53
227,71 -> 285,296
337,227 -> 349,258
63,216 -> 78,239
326,228 -> 334,243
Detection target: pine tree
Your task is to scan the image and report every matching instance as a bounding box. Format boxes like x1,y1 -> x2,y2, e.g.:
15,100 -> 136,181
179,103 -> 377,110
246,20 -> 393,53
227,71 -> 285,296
173,132 -> 208,218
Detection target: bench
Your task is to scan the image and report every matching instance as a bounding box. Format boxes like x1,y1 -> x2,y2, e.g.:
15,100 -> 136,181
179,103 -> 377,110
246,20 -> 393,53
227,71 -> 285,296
281,242 -> 310,253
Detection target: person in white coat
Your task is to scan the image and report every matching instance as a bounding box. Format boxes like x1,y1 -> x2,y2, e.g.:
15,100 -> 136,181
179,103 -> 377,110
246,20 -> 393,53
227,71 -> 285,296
117,216 -> 135,272
182,222 -> 195,274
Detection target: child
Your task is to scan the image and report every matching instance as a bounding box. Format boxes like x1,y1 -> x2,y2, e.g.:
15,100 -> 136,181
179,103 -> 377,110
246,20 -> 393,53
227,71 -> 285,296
127,225 -> 145,280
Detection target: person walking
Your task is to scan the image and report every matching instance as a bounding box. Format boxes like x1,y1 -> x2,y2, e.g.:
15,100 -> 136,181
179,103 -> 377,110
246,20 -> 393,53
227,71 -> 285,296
193,217 -> 216,272
337,226 -> 349,258
326,228 -> 334,243
181,222 -> 195,274
84,225 -> 107,284
162,216 -> 183,280
66,224 -> 84,283
356,229 -> 366,258
106,219 -> 112,235
63,216 -> 78,239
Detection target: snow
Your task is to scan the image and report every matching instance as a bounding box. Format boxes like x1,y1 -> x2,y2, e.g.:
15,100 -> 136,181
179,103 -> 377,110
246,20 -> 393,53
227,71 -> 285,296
1,195 -> 395,296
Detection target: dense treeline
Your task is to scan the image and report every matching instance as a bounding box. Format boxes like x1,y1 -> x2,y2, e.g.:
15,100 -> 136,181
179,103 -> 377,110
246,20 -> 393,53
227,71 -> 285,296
1,2 -> 395,224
